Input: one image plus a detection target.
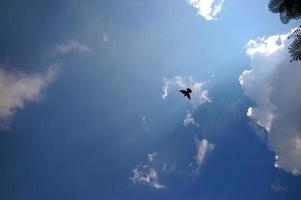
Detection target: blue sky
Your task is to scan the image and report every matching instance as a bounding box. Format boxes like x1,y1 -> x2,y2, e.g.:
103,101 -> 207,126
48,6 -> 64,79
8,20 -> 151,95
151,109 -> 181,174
0,0 -> 301,199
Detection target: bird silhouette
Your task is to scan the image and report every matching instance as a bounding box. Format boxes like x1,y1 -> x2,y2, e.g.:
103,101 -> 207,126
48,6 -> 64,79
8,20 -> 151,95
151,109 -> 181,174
180,88 -> 192,100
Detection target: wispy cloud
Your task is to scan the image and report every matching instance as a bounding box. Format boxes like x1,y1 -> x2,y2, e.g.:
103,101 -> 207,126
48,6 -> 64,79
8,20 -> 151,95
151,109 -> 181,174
142,115 -> 150,132
162,76 -> 211,108
240,29 -> 301,175
103,34 -> 109,43
195,138 -> 214,166
183,110 -> 199,127
130,165 -> 166,189
147,152 -> 157,163
0,65 -> 60,129
271,179 -> 287,193
162,163 -> 177,173
54,40 -> 92,54
187,0 -> 225,20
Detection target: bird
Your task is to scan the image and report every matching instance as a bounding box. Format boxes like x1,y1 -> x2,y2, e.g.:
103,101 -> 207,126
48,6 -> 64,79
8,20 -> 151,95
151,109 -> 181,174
180,88 -> 192,100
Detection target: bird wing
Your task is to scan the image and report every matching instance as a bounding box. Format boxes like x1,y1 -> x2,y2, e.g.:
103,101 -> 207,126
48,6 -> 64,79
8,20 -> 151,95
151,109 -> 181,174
180,90 -> 187,95
186,93 -> 191,99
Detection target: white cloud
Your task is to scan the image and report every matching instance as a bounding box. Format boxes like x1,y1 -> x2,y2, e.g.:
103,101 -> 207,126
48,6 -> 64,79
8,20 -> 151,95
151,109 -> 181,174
240,29 -> 301,175
187,0 -> 224,20
0,65 -> 60,129
183,110 -> 199,127
162,76 -> 211,108
195,138 -> 214,166
130,165 -> 166,189
54,40 -> 92,54
147,152 -> 157,162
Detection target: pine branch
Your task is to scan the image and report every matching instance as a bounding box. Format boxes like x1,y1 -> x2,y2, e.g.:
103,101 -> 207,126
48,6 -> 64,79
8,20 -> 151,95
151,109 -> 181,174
289,36 -> 301,62
288,26 -> 301,39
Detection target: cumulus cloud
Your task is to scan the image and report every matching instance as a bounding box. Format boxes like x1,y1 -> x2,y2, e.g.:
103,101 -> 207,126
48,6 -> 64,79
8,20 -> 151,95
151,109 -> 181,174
195,138 -> 214,166
187,0 -> 224,20
129,165 -> 166,189
0,65 -> 60,129
162,76 -> 211,108
240,29 -> 301,175
54,40 -> 92,54
183,110 -> 199,127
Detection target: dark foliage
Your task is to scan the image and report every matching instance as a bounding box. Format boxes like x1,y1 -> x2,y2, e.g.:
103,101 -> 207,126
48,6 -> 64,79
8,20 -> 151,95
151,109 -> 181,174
269,0 -> 301,62
288,26 -> 301,39
268,0 -> 301,24
288,35 -> 301,62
